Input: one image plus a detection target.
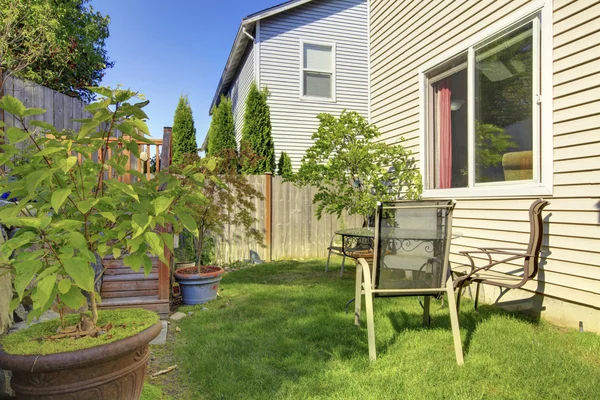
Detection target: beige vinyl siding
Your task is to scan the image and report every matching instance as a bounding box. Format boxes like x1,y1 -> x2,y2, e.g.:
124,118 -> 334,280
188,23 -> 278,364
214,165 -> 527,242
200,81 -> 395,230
227,43 -> 255,144
370,0 -> 600,327
259,0 -> 369,169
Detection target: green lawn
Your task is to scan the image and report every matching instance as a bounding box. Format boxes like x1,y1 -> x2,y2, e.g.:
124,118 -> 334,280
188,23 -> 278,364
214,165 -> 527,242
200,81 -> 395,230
145,259 -> 600,400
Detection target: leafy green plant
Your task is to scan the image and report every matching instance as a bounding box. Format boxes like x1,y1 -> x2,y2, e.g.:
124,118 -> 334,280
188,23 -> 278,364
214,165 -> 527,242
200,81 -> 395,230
172,95 -> 197,165
241,83 -> 274,174
0,88 -> 205,332
0,0 -> 113,102
294,111 -> 421,224
207,95 -> 236,158
277,152 -> 292,180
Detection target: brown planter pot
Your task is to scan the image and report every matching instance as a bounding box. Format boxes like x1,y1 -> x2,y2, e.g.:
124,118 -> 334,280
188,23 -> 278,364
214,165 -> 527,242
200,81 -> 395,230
0,321 -> 162,400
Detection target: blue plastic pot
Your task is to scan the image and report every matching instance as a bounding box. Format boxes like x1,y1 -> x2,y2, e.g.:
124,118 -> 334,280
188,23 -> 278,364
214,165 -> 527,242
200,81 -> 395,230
174,265 -> 225,305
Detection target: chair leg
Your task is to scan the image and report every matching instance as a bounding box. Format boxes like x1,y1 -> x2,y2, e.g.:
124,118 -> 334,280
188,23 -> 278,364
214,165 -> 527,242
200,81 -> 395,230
474,282 -> 481,310
455,282 -> 465,315
446,275 -> 464,365
326,250 -> 332,273
340,255 -> 346,277
354,261 -> 363,326
357,258 -> 376,361
422,296 -> 431,327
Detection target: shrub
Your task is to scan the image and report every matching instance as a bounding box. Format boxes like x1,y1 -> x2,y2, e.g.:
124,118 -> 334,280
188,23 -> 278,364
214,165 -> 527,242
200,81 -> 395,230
241,83 -> 274,174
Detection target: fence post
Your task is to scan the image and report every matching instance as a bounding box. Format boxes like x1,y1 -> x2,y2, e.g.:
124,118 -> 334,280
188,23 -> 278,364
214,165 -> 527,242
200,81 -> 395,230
265,173 -> 273,262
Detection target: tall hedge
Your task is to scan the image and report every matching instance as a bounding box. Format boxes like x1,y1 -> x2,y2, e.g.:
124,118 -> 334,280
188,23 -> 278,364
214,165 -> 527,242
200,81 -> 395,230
242,82 -> 274,174
172,95 -> 197,165
277,152 -> 292,179
207,95 -> 236,157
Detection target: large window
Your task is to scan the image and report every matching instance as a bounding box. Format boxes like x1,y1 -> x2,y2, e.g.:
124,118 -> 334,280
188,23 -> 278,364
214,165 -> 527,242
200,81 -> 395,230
301,42 -> 335,100
424,16 -> 542,193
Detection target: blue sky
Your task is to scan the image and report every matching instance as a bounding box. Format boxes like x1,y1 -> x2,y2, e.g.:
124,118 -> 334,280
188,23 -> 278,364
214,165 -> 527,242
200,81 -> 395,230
94,0 -> 285,144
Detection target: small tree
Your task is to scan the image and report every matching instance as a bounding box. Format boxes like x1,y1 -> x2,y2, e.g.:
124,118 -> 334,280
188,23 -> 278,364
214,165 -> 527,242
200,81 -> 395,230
277,152 -> 292,179
176,148 -> 264,267
207,95 -> 236,157
242,82 -> 274,174
172,95 -> 197,165
294,111 -> 421,225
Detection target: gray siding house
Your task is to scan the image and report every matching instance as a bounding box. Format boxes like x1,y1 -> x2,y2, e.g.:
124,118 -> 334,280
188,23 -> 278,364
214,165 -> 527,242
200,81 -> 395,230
206,0 -> 369,169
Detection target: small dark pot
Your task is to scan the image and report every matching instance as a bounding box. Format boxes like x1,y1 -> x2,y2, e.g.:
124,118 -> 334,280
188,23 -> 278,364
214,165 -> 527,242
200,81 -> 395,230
174,266 -> 225,305
0,321 -> 162,400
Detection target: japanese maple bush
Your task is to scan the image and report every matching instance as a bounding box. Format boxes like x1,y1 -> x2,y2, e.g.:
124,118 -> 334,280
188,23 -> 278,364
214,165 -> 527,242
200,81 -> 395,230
0,88 -> 205,331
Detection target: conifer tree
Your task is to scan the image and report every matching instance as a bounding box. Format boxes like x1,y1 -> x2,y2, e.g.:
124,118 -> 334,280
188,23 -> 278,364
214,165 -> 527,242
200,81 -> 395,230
172,95 -> 197,165
207,95 -> 236,157
242,82 -> 275,174
277,152 -> 292,179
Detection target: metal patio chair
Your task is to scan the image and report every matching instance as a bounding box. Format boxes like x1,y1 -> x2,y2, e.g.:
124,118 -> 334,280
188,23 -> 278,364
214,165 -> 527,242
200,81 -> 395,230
325,233 -> 347,276
354,200 -> 463,365
453,198 -> 549,313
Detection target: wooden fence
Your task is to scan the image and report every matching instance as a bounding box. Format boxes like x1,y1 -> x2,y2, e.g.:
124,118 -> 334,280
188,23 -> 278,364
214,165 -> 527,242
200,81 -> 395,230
214,174 -> 363,264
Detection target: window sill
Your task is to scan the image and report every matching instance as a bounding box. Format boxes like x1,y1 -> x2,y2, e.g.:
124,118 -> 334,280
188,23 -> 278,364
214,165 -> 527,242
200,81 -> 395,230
422,182 -> 552,199
299,95 -> 337,104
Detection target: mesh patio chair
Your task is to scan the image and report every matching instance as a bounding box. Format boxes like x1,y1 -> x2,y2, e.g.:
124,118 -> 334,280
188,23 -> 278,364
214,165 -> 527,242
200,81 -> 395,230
453,198 -> 549,313
354,200 -> 463,365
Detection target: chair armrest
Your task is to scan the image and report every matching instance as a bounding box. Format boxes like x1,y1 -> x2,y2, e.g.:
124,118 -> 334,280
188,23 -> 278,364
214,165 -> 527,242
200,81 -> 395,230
458,249 -> 533,278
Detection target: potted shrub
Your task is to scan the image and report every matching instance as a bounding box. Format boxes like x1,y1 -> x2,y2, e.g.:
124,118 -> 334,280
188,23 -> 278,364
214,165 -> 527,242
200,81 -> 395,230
0,88 -> 204,399
173,148 -> 264,305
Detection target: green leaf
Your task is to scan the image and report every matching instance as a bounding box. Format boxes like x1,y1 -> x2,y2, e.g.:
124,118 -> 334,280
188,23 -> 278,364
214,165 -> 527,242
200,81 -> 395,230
130,118 -> 149,135
54,219 -> 84,230
23,108 -> 46,117
6,127 -> 29,144
37,274 -> 58,308
60,286 -> 86,310
63,258 -> 95,292
14,260 -> 42,300
33,147 -> 63,158
131,213 -> 151,238
0,95 -> 26,117
152,196 -> 173,216
77,198 -> 99,214
57,156 -> 78,173
99,211 -> 116,223
142,254 -> 153,276
68,232 -> 87,250
37,266 -> 60,281
58,279 -> 71,294
86,87 -> 113,98
160,232 -> 174,252
177,211 -> 199,237
123,253 -> 143,272
9,297 -> 20,313
144,232 -> 166,263
0,120 -> 5,127
25,169 -> 55,195
107,181 -> 139,202
29,120 -> 57,132
112,248 -> 121,259
84,97 -> 111,112
51,189 -> 72,212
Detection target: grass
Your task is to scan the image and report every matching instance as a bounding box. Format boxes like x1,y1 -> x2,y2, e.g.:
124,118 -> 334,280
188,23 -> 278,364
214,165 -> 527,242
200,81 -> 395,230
149,259 -> 600,399
1,308 -> 159,355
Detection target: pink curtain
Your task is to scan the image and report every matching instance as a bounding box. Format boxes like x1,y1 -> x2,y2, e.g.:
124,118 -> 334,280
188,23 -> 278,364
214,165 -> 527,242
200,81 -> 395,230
438,79 -> 452,189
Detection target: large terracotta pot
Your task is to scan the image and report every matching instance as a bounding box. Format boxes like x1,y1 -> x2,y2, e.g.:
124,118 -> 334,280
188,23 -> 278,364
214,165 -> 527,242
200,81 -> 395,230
174,265 -> 225,305
0,321 -> 162,400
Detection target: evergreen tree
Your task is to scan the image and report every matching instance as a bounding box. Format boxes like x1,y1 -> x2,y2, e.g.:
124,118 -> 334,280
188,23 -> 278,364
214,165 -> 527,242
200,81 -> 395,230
172,95 -> 197,165
242,82 -> 275,174
277,152 -> 292,179
207,95 -> 236,156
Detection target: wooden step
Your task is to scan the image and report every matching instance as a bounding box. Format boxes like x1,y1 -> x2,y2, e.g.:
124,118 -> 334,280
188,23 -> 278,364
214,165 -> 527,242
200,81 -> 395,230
98,296 -> 169,319
105,267 -> 159,275
103,273 -> 159,282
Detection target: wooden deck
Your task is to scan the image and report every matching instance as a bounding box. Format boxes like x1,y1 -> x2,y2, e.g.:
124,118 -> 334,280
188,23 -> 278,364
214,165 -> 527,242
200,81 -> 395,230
98,257 -> 169,319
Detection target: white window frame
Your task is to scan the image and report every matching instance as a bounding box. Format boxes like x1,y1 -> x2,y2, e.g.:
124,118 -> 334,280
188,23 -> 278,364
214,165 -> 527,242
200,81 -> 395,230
418,0 -> 552,199
299,40 -> 336,102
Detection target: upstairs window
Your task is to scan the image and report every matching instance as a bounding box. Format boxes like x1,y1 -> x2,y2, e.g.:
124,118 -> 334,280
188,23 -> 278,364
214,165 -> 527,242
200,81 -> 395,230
301,42 -> 335,100
423,16 -> 543,194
